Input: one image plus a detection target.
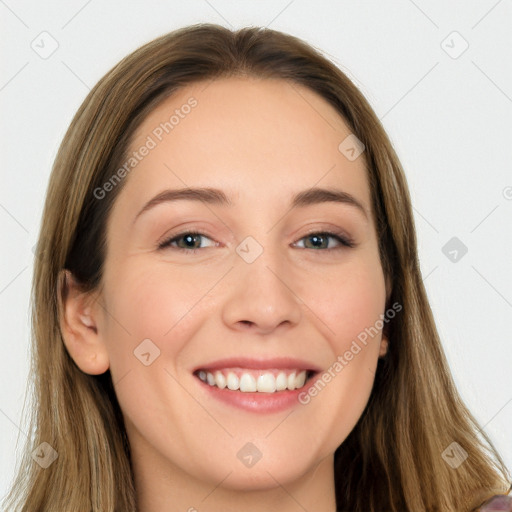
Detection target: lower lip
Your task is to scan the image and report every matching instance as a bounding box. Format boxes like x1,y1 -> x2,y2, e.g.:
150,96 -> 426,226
194,373 -> 319,413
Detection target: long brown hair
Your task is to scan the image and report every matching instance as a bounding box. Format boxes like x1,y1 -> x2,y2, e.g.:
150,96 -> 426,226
3,23 -> 510,511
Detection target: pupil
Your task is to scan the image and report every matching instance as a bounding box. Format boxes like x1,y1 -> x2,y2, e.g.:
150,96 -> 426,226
185,235 -> 198,247
310,235 -> 325,248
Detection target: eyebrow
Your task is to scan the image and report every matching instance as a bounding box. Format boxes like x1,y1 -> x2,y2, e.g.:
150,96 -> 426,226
133,186 -> 368,224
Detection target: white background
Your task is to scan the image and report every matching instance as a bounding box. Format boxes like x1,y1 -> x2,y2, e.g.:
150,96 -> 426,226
1,0 -> 511,500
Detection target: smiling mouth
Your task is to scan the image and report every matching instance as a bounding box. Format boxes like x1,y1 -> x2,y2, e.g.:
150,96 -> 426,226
193,368 -> 317,393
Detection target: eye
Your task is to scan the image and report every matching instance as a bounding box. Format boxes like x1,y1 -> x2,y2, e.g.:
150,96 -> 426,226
294,231 -> 355,251
157,230 -> 355,254
158,232 -> 217,253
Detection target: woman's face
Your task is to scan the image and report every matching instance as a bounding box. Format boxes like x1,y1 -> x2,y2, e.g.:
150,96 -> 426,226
93,77 -> 388,490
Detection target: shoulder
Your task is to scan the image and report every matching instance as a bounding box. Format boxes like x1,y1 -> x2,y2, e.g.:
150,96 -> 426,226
473,494 -> 512,511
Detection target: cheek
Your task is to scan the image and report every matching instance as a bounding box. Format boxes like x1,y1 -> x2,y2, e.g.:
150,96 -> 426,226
294,262 -> 386,449
105,259 -> 206,328
304,262 -> 386,356
99,262 -> 213,442
100,262 -> 209,375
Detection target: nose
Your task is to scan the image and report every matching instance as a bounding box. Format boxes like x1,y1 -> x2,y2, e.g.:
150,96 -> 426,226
221,246 -> 302,335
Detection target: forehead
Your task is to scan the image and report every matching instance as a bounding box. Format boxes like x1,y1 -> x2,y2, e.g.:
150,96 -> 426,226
116,77 -> 371,218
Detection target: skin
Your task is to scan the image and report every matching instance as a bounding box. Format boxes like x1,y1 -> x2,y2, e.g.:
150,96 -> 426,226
61,77 -> 389,512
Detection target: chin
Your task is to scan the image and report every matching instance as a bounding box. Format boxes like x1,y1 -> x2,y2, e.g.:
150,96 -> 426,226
193,448 -> 319,492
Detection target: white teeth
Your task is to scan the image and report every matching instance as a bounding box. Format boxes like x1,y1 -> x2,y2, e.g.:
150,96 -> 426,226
257,373 -> 276,393
226,372 -> 240,391
239,373 -> 257,392
214,371 -> 226,389
287,372 -> 297,390
198,369 -> 310,393
295,370 -> 307,388
275,372 -> 288,391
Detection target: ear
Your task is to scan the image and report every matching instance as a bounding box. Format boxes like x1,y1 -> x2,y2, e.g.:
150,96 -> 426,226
57,269 -> 110,375
380,275 -> 393,359
378,333 -> 389,358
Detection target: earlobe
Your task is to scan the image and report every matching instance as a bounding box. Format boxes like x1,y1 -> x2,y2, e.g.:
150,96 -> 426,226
379,335 -> 389,358
57,269 -> 110,375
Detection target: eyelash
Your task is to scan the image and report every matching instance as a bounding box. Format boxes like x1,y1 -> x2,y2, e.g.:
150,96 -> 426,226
157,230 -> 356,254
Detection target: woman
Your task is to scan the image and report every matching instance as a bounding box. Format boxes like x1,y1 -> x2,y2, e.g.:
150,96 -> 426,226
3,23 -> 511,511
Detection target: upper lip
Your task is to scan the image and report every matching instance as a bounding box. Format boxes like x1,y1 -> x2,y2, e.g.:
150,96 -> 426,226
192,357 -> 322,373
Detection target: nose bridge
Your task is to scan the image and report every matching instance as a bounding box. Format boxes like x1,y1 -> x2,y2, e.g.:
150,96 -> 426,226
221,234 -> 302,333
